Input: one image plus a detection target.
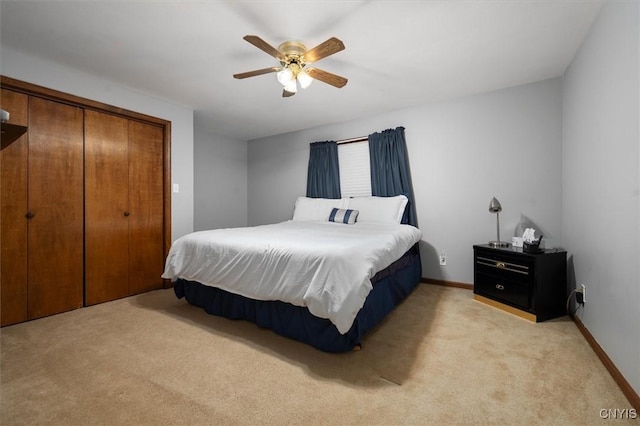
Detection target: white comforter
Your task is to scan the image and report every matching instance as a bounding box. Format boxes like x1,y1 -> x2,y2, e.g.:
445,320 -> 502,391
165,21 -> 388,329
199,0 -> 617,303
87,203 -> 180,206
162,220 -> 422,334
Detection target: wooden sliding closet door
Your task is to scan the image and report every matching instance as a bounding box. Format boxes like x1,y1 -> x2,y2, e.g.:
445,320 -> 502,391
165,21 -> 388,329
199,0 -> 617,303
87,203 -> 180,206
1,89 -> 29,326
27,97 -> 84,319
84,110 -> 130,305
1,92 -> 83,325
127,120 -> 164,295
85,110 -> 164,305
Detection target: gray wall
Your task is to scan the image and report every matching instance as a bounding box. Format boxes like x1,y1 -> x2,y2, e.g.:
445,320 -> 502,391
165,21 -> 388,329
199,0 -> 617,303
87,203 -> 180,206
194,112 -> 247,230
248,78 -> 564,285
0,46 -> 195,242
562,1 -> 639,394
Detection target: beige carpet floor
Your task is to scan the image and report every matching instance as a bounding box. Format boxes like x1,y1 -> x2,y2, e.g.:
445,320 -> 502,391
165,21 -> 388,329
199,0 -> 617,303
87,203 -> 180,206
0,284 -> 634,425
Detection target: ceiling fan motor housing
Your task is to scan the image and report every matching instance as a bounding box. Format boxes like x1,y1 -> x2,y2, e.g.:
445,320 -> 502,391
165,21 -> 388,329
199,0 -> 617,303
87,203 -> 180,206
278,41 -> 308,74
278,41 -> 307,57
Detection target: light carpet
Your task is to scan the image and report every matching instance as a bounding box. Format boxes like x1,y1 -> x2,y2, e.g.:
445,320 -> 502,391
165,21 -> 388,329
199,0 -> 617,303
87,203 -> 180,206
0,284 -> 634,425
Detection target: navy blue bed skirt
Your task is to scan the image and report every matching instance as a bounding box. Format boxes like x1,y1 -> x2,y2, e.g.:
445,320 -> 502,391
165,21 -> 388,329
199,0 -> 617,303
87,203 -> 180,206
174,244 -> 422,353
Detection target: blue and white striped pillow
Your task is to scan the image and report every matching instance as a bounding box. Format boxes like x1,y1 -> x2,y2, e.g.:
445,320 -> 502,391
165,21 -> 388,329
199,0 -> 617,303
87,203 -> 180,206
328,208 -> 359,224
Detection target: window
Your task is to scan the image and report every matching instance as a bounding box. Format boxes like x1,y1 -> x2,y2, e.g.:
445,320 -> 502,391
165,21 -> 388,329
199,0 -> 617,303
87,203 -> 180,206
338,141 -> 372,198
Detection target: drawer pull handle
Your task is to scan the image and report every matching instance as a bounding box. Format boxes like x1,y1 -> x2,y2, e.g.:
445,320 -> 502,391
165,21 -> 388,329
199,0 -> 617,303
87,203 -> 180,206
476,257 -> 529,275
495,284 -> 505,290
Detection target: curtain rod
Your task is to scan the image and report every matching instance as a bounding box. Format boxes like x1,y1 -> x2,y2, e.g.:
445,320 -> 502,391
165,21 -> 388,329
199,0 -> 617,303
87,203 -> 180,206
336,136 -> 367,145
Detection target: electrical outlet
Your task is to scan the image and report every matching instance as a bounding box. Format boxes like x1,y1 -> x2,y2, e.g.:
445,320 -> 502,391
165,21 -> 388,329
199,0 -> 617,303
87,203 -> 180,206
581,284 -> 586,303
439,253 -> 447,266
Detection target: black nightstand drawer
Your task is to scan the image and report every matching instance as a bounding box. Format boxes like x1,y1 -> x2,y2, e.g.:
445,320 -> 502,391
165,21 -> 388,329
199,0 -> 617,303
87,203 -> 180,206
475,271 -> 530,310
475,255 -> 532,282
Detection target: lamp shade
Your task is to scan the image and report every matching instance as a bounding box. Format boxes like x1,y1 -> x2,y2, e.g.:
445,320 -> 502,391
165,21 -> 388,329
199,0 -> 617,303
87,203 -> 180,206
488,197 -> 502,213
277,68 -> 294,86
283,79 -> 297,93
297,69 -> 313,89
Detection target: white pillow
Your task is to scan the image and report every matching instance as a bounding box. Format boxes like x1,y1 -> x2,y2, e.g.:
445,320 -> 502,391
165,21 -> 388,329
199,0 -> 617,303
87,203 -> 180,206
346,195 -> 408,224
292,197 -> 348,221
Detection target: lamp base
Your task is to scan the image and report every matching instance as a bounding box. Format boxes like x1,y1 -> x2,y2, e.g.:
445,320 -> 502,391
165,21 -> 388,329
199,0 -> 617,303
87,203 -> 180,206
489,241 -> 510,248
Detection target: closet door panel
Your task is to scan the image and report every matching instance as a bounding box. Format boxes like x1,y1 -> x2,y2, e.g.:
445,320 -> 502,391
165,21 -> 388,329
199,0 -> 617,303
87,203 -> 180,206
128,120 -> 164,294
84,110 -> 130,305
1,89 -> 29,326
27,97 -> 84,319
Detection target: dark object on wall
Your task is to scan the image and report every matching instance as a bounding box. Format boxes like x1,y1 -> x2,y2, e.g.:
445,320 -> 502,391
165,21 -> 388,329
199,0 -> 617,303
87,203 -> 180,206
1,122 -> 28,150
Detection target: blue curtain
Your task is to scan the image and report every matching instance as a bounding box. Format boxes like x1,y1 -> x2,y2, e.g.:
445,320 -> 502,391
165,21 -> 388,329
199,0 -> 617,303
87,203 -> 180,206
368,127 -> 417,226
306,141 -> 341,199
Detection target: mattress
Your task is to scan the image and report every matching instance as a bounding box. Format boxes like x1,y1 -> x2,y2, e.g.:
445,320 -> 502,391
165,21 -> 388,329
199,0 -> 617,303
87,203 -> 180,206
173,243 -> 422,352
162,220 -> 422,334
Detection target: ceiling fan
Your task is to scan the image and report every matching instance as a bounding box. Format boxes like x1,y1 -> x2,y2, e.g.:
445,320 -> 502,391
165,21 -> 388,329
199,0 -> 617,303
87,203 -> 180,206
233,35 -> 348,98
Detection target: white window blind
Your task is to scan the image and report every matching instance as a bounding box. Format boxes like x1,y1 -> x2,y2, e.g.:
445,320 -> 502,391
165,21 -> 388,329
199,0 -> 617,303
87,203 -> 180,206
338,141 -> 372,198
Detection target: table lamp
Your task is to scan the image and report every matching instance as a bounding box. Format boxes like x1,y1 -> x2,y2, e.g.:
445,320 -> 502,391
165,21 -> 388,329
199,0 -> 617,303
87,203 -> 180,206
489,197 -> 509,248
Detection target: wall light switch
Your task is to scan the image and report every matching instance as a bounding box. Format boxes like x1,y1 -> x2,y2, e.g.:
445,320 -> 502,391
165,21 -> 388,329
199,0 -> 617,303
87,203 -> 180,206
173,184 -> 179,193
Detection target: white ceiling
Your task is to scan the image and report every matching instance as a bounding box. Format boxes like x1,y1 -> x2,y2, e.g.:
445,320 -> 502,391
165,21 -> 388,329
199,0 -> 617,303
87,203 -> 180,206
0,0 -> 603,141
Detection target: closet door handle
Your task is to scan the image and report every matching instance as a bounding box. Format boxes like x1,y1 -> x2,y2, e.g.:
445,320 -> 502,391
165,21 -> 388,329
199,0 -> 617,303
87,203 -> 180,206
25,211 -> 35,219
123,211 -> 130,217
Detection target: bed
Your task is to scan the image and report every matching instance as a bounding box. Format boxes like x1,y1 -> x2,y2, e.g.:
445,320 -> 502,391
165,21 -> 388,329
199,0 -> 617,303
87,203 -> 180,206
162,195 -> 422,352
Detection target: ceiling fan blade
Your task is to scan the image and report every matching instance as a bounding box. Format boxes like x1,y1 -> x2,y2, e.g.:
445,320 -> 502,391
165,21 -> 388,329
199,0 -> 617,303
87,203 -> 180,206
303,37 -> 345,63
243,35 -> 285,61
282,89 -> 295,98
306,68 -> 348,88
233,67 -> 280,79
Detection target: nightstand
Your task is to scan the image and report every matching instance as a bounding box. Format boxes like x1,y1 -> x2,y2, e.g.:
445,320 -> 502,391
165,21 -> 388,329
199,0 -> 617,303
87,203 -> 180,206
473,244 -> 567,322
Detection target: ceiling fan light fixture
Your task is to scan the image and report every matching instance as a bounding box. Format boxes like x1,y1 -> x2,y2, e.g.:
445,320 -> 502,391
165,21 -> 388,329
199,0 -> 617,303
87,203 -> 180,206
297,69 -> 313,89
277,68 -> 294,86
283,79 -> 297,93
